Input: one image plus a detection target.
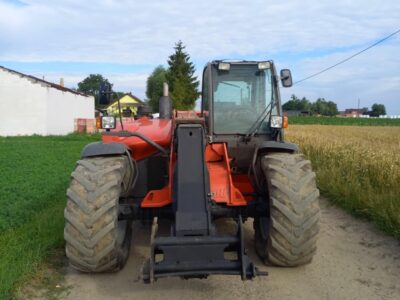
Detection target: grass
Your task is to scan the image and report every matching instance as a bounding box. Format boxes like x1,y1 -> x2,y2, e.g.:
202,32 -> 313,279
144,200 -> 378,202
286,125 -> 400,238
288,116 -> 400,126
15,249 -> 72,300
0,134 -> 99,300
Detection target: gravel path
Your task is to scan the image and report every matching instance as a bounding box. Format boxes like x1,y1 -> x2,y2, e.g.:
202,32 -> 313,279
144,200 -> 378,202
63,198 -> 400,300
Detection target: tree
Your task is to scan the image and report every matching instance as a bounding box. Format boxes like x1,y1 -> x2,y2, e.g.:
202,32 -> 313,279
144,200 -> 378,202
311,98 -> 338,116
77,74 -> 112,107
370,103 -> 386,117
325,100 -> 338,116
166,41 -> 199,110
146,66 -> 167,112
300,97 -> 312,112
282,94 -> 311,111
284,95 -> 338,116
282,94 -> 299,111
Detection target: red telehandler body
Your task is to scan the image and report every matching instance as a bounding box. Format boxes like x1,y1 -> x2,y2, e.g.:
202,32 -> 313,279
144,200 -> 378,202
64,60 -> 320,282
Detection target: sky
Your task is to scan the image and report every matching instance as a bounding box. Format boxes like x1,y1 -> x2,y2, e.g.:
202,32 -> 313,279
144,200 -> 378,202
0,0 -> 399,114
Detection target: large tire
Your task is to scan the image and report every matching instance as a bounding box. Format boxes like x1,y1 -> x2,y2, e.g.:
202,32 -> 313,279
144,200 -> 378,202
254,153 -> 320,266
64,156 -> 133,272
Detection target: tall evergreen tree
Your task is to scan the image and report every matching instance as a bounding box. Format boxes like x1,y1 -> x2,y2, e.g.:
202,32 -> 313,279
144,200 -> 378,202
166,41 -> 199,110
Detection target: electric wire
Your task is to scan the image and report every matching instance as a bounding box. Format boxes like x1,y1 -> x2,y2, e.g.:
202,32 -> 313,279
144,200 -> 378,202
294,28 -> 400,85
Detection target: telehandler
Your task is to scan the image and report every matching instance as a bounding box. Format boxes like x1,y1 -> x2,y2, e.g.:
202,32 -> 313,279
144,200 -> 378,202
64,60 -> 320,281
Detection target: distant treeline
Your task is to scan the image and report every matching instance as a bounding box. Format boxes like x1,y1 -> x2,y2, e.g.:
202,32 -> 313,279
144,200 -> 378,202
283,95 -> 338,116
283,95 -> 386,117
288,116 -> 400,126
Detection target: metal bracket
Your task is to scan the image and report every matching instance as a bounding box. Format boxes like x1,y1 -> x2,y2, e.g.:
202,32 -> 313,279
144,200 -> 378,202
142,216 -> 267,282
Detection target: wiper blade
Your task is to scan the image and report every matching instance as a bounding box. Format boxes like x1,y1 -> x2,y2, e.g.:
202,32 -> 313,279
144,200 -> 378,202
245,102 -> 272,138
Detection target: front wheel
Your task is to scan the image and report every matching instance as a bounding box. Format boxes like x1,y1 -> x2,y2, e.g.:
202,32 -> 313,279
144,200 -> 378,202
254,152 -> 320,266
64,156 -> 133,272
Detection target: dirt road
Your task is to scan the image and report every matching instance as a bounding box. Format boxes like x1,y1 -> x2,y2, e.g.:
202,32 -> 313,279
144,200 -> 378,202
63,198 -> 400,300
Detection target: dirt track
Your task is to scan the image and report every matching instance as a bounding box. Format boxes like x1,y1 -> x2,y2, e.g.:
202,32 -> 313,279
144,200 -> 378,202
63,198 -> 400,300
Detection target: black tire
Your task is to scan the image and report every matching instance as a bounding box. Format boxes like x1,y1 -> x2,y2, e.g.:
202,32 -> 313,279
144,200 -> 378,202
64,156 -> 133,272
254,153 -> 320,266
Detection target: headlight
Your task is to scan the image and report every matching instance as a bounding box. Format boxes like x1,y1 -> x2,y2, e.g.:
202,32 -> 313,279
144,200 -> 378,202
258,61 -> 270,70
101,116 -> 116,129
218,62 -> 230,71
270,115 -> 283,128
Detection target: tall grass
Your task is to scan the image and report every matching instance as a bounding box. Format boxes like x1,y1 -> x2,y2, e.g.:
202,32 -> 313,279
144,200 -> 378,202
0,134 -> 99,299
286,125 -> 400,238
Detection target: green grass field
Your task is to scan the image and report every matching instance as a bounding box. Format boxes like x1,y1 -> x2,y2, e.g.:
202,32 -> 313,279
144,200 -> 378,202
0,134 -> 99,299
288,116 -> 400,126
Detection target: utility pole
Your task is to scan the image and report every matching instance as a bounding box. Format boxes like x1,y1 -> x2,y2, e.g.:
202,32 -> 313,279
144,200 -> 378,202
357,98 -> 360,117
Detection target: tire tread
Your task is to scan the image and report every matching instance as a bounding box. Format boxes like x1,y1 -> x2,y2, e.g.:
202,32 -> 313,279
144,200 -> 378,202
256,153 -> 320,267
64,156 -> 132,272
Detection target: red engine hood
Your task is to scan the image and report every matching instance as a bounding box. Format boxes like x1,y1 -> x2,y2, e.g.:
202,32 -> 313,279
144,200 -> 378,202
102,117 -> 172,161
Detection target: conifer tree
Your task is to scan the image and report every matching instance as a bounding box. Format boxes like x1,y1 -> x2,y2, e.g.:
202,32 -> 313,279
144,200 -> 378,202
166,41 -> 199,110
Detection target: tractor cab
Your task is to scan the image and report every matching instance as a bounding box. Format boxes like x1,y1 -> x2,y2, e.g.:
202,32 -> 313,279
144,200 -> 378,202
202,60 -> 291,137
201,61 -> 292,173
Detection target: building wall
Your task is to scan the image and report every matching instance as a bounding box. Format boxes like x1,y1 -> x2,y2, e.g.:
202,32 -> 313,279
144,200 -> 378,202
0,69 -> 47,135
0,68 -> 95,136
46,88 -> 94,135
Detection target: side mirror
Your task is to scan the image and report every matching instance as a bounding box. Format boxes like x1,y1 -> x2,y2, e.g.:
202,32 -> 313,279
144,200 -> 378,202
280,69 -> 293,87
99,82 -> 112,105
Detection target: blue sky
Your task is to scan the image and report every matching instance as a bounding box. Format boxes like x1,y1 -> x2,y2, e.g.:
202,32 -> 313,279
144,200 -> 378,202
1,0 -> 399,114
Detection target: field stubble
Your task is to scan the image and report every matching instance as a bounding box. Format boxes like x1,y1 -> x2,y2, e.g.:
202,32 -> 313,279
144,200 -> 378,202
286,125 -> 400,237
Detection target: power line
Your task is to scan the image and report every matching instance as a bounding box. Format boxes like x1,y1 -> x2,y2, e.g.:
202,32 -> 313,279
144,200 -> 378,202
294,28 -> 400,85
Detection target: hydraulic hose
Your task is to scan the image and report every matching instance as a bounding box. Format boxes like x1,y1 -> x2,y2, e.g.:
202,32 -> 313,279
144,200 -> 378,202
103,131 -> 168,155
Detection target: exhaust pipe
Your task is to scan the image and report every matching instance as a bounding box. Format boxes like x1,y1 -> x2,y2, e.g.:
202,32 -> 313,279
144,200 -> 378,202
159,82 -> 172,119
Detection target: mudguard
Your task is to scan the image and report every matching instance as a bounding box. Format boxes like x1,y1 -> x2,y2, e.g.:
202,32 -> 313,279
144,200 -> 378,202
81,142 -> 129,158
258,141 -> 298,153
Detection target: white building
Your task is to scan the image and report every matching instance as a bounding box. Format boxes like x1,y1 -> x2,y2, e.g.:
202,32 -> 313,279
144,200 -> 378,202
0,66 -> 94,136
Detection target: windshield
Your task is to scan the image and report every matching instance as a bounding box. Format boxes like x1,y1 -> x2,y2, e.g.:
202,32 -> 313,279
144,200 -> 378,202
212,64 -> 275,134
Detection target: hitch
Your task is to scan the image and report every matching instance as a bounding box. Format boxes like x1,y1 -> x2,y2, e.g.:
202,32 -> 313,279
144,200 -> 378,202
142,216 -> 267,282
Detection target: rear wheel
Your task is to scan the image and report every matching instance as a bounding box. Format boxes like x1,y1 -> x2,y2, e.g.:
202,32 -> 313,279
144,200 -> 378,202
64,156 -> 133,272
254,153 -> 320,266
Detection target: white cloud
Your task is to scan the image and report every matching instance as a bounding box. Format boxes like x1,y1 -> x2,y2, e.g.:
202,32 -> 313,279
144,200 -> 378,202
0,0 -> 399,113
1,0 -> 399,63
279,42 -> 400,113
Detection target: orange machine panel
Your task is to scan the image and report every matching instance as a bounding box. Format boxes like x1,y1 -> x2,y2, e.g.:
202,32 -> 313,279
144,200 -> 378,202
102,117 -> 172,161
232,174 -> 256,202
142,142 -> 252,208
141,187 -> 170,208
205,144 -> 248,206
141,129 -> 176,208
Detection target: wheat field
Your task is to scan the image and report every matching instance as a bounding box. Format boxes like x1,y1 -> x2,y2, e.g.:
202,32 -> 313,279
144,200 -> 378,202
286,125 -> 400,238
